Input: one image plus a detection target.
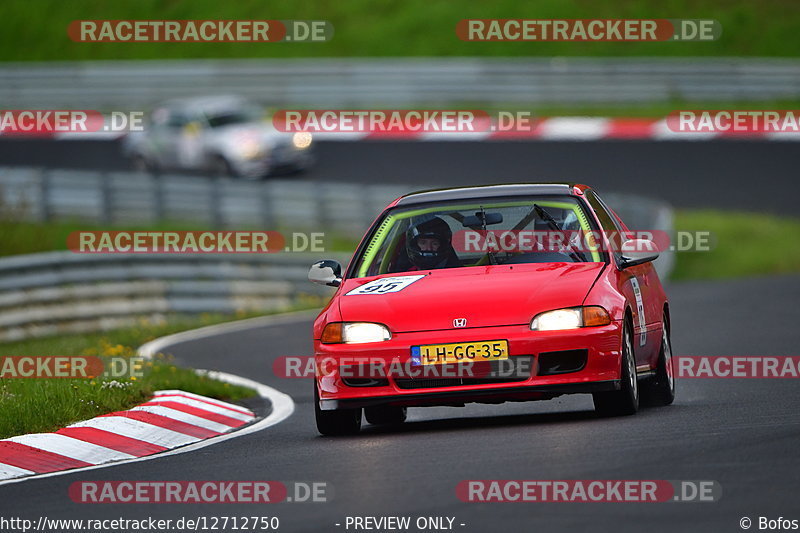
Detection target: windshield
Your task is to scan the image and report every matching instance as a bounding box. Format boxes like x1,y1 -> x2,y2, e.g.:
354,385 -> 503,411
203,106 -> 261,128
351,195 -> 604,278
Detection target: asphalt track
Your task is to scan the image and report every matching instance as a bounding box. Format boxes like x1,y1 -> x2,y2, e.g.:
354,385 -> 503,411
0,137 -> 797,531
0,138 -> 796,214
1,274 -> 798,533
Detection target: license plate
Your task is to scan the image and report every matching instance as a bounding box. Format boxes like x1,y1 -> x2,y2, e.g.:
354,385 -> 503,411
411,340 -> 509,366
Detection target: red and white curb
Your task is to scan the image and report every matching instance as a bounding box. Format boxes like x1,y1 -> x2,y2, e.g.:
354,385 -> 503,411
309,117 -> 800,141
3,117 -> 798,142
0,312 -> 313,485
0,389 -> 256,481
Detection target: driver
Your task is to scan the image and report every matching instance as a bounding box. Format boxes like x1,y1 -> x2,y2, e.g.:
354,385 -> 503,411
405,216 -> 461,270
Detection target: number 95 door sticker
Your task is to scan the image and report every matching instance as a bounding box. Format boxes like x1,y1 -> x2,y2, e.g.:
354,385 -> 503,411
346,275 -> 426,295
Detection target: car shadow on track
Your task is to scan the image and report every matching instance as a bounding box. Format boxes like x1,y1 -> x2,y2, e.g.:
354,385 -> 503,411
358,408 -> 600,437
350,402 -> 682,438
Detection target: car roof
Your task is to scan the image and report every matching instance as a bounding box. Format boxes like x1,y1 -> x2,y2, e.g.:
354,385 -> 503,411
394,183 -> 584,206
159,95 -> 249,114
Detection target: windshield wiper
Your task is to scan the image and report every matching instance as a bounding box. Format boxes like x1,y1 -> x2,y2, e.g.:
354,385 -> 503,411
533,203 -> 587,262
478,205 -> 498,265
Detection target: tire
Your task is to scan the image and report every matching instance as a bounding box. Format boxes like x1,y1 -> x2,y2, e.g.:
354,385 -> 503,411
208,155 -> 236,178
314,383 -> 361,436
593,319 -> 639,416
131,154 -> 155,173
364,405 -> 407,425
641,315 -> 676,406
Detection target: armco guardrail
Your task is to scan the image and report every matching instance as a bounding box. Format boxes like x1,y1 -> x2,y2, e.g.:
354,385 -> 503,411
0,252 -> 350,342
1,58 -> 799,109
0,167 -> 674,268
0,170 -> 673,341
0,167 -> 409,235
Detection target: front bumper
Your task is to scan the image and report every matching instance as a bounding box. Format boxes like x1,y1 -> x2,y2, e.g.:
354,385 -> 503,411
315,321 -> 623,410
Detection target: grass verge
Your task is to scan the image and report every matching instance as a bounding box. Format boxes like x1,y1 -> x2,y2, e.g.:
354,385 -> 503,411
0,218 -> 360,258
0,310 -> 315,439
1,0 -> 799,60
672,210 -> 800,280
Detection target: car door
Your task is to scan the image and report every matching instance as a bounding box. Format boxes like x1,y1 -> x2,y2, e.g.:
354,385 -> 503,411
147,107 -> 187,168
586,190 -> 660,368
604,200 -> 664,344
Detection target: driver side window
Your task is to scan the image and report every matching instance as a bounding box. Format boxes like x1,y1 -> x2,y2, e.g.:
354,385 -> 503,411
586,191 -> 623,263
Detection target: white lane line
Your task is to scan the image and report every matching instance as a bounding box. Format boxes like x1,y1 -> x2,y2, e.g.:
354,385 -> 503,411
146,396 -> 254,422
67,417 -> 200,448
6,434 -> 135,464
0,463 -> 35,480
127,406 -> 233,433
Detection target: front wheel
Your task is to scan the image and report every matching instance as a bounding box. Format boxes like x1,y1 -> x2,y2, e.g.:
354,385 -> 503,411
641,315 -> 675,406
593,320 -> 639,416
314,383 -> 361,436
131,154 -> 156,173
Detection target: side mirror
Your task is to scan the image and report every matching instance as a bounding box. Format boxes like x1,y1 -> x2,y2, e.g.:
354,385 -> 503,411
309,260 -> 342,287
619,239 -> 659,269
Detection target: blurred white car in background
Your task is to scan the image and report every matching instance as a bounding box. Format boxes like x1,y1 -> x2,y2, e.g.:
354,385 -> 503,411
123,95 -> 314,178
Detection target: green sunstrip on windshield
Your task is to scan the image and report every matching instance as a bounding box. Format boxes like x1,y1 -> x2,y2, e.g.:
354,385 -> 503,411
356,200 -> 601,277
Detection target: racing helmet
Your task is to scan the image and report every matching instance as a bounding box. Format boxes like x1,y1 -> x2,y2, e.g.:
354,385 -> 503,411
405,216 -> 453,269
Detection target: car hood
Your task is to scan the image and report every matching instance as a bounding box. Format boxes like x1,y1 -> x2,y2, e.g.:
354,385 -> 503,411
337,263 -> 606,333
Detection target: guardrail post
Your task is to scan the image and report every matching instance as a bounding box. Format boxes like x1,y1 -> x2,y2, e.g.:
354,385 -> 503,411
38,168 -> 51,222
362,186 -> 376,229
152,171 -> 165,222
261,181 -> 276,229
315,181 -> 330,229
210,175 -> 223,228
100,171 -> 113,224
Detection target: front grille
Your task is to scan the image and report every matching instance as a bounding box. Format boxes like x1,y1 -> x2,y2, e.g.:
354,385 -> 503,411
395,356 -> 533,389
394,376 -> 529,389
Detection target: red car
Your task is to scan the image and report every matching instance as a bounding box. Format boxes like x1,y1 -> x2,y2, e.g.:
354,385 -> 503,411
309,183 -> 674,435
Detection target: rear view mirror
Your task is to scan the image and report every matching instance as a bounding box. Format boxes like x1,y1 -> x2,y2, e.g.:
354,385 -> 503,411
309,260 -> 342,287
619,239 -> 659,268
462,212 -> 503,227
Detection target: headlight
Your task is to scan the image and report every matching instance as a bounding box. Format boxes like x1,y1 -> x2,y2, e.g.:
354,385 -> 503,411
236,138 -> 263,159
321,322 -> 391,344
292,131 -> 312,149
530,306 -> 611,331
